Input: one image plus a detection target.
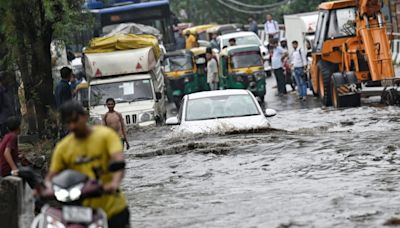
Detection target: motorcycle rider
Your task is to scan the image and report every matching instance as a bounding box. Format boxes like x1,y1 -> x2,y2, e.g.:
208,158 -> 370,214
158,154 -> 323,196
46,100 -> 130,228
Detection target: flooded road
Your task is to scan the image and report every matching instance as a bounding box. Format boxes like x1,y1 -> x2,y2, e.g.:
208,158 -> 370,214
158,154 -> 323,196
122,76 -> 400,227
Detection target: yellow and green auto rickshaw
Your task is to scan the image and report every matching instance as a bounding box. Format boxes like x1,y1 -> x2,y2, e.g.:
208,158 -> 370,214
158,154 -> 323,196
219,45 -> 266,101
183,24 -> 218,41
164,49 -> 199,108
190,47 -> 209,91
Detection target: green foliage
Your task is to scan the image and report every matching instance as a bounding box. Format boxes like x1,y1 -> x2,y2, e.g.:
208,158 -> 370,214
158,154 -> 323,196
170,0 -> 326,24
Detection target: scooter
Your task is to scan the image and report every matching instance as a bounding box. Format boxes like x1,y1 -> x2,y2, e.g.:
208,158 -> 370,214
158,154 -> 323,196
19,161 -> 125,228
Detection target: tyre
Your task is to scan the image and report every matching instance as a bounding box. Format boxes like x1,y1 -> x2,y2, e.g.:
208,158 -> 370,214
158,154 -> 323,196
331,72 -> 361,108
317,61 -> 338,106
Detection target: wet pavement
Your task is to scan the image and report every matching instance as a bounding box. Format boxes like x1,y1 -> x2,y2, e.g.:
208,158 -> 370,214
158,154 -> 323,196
122,75 -> 400,227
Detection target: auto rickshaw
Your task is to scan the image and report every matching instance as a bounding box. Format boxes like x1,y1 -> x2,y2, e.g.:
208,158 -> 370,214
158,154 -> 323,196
206,24 -> 244,39
219,45 -> 266,101
183,24 -> 218,41
190,47 -> 209,91
163,50 -> 199,108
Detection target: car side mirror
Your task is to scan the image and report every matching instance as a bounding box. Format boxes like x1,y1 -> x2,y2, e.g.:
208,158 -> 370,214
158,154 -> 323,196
155,92 -> 162,100
108,161 -> 126,172
265,109 -> 277,117
196,57 -> 206,65
263,40 -> 269,47
166,116 -> 179,125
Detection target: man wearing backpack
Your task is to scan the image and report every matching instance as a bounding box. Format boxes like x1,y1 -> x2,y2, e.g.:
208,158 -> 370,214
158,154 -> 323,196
103,98 -> 130,150
264,14 -> 280,41
290,40 -> 308,101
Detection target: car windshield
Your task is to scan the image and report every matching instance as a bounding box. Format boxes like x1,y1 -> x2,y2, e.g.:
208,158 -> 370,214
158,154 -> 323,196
223,35 -> 260,47
164,55 -> 193,72
90,79 -> 153,106
231,52 -> 263,69
186,94 -> 260,121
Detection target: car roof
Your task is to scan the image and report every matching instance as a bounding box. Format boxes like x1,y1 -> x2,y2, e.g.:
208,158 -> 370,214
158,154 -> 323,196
187,89 -> 250,100
220,31 -> 258,40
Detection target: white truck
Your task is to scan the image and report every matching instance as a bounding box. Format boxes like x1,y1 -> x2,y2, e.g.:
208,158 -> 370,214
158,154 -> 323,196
84,47 -> 167,127
284,11 -> 319,53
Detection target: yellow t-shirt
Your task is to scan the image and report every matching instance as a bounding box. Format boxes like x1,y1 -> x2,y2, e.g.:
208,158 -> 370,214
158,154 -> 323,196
186,34 -> 197,49
50,126 -> 127,218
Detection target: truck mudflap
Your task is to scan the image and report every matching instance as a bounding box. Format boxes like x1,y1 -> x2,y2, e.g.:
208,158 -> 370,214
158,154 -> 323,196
331,72 -> 361,108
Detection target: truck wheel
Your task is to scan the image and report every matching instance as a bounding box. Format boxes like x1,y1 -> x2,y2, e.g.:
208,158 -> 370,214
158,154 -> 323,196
308,72 -> 318,97
331,72 -> 361,108
317,61 -> 338,107
381,88 -> 400,105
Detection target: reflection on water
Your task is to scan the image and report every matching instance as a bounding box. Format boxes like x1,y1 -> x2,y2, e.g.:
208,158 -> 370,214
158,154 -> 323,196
123,106 -> 400,228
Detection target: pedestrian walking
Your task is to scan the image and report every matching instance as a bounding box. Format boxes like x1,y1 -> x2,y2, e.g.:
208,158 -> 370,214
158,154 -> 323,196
264,14 -> 280,41
0,117 -> 21,177
55,67 -> 73,109
281,39 -> 295,91
103,98 -> 130,150
210,33 -> 219,50
206,48 -> 219,91
248,16 -> 258,35
291,40 -> 308,101
271,39 -> 288,96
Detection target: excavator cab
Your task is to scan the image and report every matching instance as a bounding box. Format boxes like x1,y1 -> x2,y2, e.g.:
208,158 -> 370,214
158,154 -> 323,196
310,0 -> 396,108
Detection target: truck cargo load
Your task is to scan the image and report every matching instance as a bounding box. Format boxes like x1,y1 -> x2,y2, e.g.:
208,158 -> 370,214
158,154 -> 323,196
85,34 -> 161,59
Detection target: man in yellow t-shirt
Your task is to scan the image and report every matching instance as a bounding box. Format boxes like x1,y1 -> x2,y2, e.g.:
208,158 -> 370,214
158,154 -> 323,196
185,31 -> 198,49
47,100 -> 129,228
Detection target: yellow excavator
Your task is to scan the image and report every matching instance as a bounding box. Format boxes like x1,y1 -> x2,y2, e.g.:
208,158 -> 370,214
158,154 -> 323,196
310,0 -> 398,107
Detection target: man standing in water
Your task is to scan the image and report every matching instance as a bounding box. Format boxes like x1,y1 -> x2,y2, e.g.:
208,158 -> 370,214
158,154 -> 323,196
206,48 -> 219,91
47,100 -> 130,228
103,98 -> 130,150
271,39 -> 288,96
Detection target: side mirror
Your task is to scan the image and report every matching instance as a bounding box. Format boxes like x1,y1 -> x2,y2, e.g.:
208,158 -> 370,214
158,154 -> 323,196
265,109 -> 277,117
263,40 -> 269,47
155,92 -> 162,100
196,57 -> 206,65
166,116 -> 179,125
108,161 -> 126,172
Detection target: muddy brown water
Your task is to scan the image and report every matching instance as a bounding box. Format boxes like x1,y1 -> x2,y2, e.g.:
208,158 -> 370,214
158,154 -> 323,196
123,106 -> 400,227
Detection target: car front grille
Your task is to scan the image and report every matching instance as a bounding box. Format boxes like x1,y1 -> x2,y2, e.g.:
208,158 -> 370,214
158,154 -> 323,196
125,114 -> 137,125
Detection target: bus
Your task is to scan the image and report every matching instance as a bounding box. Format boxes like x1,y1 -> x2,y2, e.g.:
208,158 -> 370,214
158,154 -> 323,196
82,0 -> 175,51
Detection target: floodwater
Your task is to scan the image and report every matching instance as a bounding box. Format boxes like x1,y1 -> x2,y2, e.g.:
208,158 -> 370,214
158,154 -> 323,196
122,77 -> 400,228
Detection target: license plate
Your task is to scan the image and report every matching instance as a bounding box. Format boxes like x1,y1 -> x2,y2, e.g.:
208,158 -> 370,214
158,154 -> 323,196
62,206 -> 93,223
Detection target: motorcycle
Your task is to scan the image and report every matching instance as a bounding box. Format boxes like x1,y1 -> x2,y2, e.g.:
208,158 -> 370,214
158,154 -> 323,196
19,161 -> 126,228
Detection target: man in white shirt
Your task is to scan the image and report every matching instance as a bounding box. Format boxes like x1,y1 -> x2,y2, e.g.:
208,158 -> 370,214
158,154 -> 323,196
264,14 -> 280,41
271,39 -> 288,96
290,40 -> 308,101
206,48 -> 219,91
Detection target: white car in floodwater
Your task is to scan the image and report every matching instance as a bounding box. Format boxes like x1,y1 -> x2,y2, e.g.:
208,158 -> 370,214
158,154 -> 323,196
166,90 -> 277,134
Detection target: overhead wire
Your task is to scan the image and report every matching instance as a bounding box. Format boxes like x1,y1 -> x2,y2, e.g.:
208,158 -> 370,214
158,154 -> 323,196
215,0 -> 291,14
223,0 -> 291,9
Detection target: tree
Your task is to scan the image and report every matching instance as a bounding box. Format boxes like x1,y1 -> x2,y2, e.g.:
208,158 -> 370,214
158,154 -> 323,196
0,0 -> 84,137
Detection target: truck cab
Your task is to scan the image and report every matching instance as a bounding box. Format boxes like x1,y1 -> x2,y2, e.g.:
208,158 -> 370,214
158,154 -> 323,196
85,47 -> 167,126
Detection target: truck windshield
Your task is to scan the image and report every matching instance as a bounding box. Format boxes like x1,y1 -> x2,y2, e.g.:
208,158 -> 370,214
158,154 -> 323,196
90,79 -> 153,106
231,52 -> 263,69
164,55 -> 193,72
327,7 -> 356,38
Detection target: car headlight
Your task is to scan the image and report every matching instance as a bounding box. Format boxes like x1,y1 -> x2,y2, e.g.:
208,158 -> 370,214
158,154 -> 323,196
255,72 -> 266,81
53,183 -> 84,202
184,77 -> 190,83
139,111 -> 154,123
